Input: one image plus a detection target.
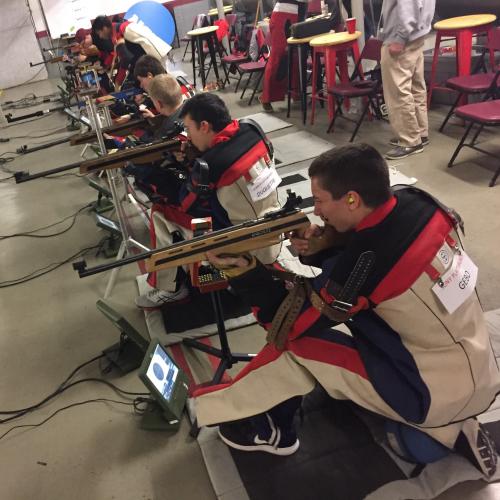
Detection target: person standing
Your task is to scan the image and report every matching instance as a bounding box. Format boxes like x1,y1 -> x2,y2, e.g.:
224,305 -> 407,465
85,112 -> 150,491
259,0 -> 308,112
380,0 -> 436,160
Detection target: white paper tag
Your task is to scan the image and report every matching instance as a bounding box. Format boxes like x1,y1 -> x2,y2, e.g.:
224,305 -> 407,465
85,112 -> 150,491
247,168 -> 281,202
432,251 -> 478,314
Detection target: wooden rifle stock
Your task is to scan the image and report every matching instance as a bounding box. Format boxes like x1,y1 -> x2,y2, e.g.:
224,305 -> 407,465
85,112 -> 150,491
74,198 -> 309,278
79,138 -> 182,174
70,114 -> 164,145
145,210 -> 310,273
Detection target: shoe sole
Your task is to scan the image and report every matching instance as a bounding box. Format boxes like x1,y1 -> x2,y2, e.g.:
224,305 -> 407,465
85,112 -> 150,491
218,429 -> 300,456
385,148 -> 424,160
135,295 -> 191,310
389,141 -> 429,148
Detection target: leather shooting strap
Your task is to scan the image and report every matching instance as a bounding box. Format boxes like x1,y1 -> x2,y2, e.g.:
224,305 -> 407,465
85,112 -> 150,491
266,251 -> 376,350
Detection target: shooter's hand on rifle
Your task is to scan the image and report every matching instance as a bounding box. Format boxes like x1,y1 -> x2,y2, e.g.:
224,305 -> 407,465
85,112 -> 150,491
288,224 -> 344,256
206,251 -> 256,278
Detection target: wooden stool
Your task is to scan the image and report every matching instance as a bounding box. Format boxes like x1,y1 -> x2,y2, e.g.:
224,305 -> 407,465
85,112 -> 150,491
428,14 -> 497,106
310,31 -> 361,122
286,33 -> 328,125
187,25 -> 228,90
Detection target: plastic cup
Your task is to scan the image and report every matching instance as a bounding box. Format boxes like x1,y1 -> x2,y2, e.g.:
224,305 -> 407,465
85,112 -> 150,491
346,17 -> 356,34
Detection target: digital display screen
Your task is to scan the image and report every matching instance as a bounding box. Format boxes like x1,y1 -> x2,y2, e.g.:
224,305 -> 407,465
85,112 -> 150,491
96,214 -> 119,232
146,344 -> 179,402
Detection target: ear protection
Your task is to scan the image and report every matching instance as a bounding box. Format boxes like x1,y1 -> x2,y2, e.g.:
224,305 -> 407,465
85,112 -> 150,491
348,195 -> 355,204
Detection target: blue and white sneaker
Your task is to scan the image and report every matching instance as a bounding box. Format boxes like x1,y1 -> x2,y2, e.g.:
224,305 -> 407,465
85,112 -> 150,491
218,414 -> 299,456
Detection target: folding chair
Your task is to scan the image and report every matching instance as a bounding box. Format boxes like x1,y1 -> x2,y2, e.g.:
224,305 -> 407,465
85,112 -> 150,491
448,71 -> 500,187
326,37 -> 383,142
235,29 -> 271,105
439,27 -> 500,133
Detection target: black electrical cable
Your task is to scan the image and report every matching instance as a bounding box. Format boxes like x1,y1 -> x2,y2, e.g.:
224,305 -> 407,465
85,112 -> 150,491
0,242 -> 103,288
0,353 -> 106,415
0,203 -> 92,240
0,377 -> 150,424
0,399 -> 136,442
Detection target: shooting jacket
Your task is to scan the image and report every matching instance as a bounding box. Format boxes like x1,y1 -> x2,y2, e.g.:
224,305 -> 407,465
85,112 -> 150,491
157,119 -> 281,265
195,188 -> 500,429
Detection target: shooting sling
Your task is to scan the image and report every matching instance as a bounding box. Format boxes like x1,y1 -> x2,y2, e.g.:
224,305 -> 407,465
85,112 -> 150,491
267,251 -> 375,349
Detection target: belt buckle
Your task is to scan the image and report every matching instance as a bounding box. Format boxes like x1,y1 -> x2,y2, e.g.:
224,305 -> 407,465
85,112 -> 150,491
331,300 -> 352,313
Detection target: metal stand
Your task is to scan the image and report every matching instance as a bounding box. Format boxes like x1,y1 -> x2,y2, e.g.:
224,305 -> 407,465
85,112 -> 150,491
84,95 -> 150,298
183,289 -> 255,437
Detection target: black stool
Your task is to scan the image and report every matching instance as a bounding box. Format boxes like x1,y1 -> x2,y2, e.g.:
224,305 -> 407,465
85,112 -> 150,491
187,25 -> 229,89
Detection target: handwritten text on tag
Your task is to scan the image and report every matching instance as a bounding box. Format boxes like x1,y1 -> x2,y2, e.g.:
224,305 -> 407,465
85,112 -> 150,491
432,251 -> 478,314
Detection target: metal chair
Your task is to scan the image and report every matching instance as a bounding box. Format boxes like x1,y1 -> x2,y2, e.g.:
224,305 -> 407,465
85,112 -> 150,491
326,37 -> 383,142
440,27 -> 500,132
235,30 -> 271,104
448,71 -> 500,187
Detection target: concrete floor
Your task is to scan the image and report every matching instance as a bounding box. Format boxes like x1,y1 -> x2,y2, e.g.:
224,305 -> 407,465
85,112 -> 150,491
1,46 -> 500,500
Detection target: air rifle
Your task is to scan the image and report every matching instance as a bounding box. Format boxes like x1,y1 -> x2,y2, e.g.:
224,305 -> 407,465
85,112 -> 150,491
79,137 -> 183,174
73,192 -> 310,278
15,133 -> 184,183
70,114 -> 164,145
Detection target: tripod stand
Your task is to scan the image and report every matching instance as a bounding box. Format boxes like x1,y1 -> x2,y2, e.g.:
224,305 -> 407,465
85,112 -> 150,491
182,274 -> 255,437
183,289 -> 255,383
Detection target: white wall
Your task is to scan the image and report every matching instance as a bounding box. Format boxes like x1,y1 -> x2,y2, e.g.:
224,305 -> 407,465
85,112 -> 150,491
40,0 -> 172,39
0,0 -> 48,89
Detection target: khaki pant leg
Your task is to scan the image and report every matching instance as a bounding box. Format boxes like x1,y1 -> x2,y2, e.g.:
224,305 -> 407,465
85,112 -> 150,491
195,341 -> 464,448
381,42 -> 422,147
411,42 -> 429,138
150,211 -> 192,291
194,348 -> 317,427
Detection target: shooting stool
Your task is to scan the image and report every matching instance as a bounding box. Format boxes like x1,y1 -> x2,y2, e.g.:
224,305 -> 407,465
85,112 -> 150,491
427,14 -> 497,107
286,33 -> 329,125
309,30 -> 362,123
187,25 -> 228,90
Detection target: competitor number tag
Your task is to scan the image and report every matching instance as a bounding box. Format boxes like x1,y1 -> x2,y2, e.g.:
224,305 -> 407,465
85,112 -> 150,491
248,168 -> 282,202
432,251 -> 478,314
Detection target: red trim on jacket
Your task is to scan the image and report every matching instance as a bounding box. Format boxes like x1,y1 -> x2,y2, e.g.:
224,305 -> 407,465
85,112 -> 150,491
290,336 -> 368,379
369,210 -> 453,304
193,342 -> 282,397
210,119 -> 240,147
288,306 -> 322,341
356,196 -> 397,232
217,141 -> 269,187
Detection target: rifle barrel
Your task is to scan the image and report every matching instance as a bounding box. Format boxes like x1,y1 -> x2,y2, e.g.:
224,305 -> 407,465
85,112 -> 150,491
74,210 -> 309,278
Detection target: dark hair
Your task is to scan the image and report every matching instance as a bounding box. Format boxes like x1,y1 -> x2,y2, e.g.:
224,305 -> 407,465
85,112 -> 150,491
308,143 -> 391,208
179,93 -> 231,132
134,55 -> 166,79
91,15 -> 112,35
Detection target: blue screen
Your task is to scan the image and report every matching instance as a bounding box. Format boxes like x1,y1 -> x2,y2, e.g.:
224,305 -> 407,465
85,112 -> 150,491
146,344 -> 179,402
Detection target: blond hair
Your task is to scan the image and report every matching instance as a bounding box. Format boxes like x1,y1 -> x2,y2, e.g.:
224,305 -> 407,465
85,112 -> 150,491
148,74 -> 183,109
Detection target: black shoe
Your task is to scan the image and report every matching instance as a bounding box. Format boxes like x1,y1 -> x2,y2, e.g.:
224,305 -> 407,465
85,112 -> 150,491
455,420 -> 498,477
385,144 -> 424,160
218,414 -> 299,456
389,137 -> 429,147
